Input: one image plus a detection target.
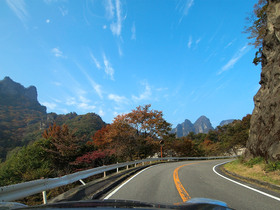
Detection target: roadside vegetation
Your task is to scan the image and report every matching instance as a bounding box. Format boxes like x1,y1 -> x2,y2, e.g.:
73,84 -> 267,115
0,104 -> 251,187
224,157 -> 280,186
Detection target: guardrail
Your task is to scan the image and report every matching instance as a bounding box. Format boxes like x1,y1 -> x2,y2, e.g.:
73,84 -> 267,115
0,156 -> 236,203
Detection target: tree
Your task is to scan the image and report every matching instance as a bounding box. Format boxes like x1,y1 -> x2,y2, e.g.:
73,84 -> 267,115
89,105 -> 171,161
42,123 -> 82,175
0,139 -> 52,186
127,104 -> 172,139
244,0 -> 268,65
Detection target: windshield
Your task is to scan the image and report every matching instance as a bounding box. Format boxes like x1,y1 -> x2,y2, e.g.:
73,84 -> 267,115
1,1 -> 279,210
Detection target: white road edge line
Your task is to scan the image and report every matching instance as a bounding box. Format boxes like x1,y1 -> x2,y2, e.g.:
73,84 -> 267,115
104,165 -> 158,200
213,161 -> 280,202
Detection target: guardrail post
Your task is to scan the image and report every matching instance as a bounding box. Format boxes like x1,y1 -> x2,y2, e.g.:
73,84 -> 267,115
42,191 -> 47,204
104,171 -> 106,177
134,163 -> 137,167
79,179 -> 86,185
142,162 -> 144,166
117,162 -> 119,173
126,165 -> 129,170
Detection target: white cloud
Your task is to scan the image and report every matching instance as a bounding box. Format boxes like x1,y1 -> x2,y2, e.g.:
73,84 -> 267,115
131,22 -> 136,40
52,47 -> 65,58
105,0 -> 114,19
106,0 -> 123,37
218,44 -> 249,75
59,6 -> 68,16
132,82 -> 152,101
78,103 -> 96,110
66,97 -> 77,106
103,54 -> 115,80
196,38 -> 201,44
108,94 -> 128,104
75,62 -> 103,99
99,109 -> 105,117
177,0 -> 194,23
6,0 -> 28,24
118,44 -> 123,57
42,102 -> 57,110
188,36 -> 192,49
52,81 -> 62,86
46,19 -> 50,23
103,25 -> 107,29
90,52 -> 101,69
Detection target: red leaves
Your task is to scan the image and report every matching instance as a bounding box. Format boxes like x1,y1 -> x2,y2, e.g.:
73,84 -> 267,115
73,149 -> 116,166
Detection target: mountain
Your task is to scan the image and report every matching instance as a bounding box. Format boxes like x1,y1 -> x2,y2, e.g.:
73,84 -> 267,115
0,77 -> 106,161
194,116 -> 214,134
172,116 -> 214,137
0,76 -> 47,113
219,119 -> 235,127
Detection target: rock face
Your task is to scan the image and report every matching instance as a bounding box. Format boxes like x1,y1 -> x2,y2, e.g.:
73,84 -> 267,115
172,119 -> 195,137
246,0 -> 280,161
194,116 -> 214,134
219,119 -> 235,127
0,76 -> 46,113
172,116 -> 213,137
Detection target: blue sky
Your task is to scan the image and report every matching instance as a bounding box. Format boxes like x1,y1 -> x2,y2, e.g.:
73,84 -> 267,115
1,0 -> 261,128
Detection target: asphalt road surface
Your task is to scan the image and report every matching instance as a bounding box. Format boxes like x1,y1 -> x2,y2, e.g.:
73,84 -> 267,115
104,159 -> 280,210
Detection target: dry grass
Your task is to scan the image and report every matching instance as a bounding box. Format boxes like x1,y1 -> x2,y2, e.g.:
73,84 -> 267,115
224,159 -> 280,186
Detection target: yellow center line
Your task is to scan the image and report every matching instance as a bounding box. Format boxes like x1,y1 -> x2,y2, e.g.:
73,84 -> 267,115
173,161 -> 208,203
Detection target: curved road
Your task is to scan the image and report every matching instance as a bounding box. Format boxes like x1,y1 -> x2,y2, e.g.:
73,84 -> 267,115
104,159 -> 280,209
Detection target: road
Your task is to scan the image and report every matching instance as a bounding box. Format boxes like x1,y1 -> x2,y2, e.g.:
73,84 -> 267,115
104,159 -> 280,210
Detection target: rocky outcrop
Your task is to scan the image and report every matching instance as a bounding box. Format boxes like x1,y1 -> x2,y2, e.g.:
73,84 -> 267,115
194,116 -> 214,134
219,119 -> 235,127
172,119 -> 195,137
172,116 -> 213,137
246,0 -> 280,161
0,76 -> 46,113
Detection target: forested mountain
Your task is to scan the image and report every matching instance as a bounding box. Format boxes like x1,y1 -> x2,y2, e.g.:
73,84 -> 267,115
0,77 -> 106,161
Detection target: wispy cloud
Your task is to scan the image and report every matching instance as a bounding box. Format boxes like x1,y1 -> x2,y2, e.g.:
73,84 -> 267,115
188,36 -> 192,49
108,94 -> 128,104
75,62 -> 103,99
52,47 -> 65,58
6,0 -> 29,24
77,103 -> 96,110
52,81 -> 62,86
99,109 -> 105,117
131,22 -> 136,40
103,54 -> 115,80
132,81 -> 152,101
42,101 -> 57,110
46,19 -> 50,23
195,38 -> 201,44
90,52 -> 101,69
218,44 -> 249,75
59,6 -> 68,16
177,0 -> 194,23
110,0 -> 122,36
105,0 -> 114,19
104,0 -> 123,37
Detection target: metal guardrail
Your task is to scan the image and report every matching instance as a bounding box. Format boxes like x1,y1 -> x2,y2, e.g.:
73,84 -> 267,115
0,156 -> 236,203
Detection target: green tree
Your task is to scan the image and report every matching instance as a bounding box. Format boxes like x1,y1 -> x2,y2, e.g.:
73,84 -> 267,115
0,139 -> 52,186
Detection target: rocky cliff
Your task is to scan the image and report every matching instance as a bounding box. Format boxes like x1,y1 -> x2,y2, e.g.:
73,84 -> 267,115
172,116 -> 214,137
194,116 -> 214,134
246,0 -> 280,161
0,76 -> 46,113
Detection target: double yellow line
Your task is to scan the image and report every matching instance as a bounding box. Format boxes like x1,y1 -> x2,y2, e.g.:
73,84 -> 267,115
173,161 -> 207,202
